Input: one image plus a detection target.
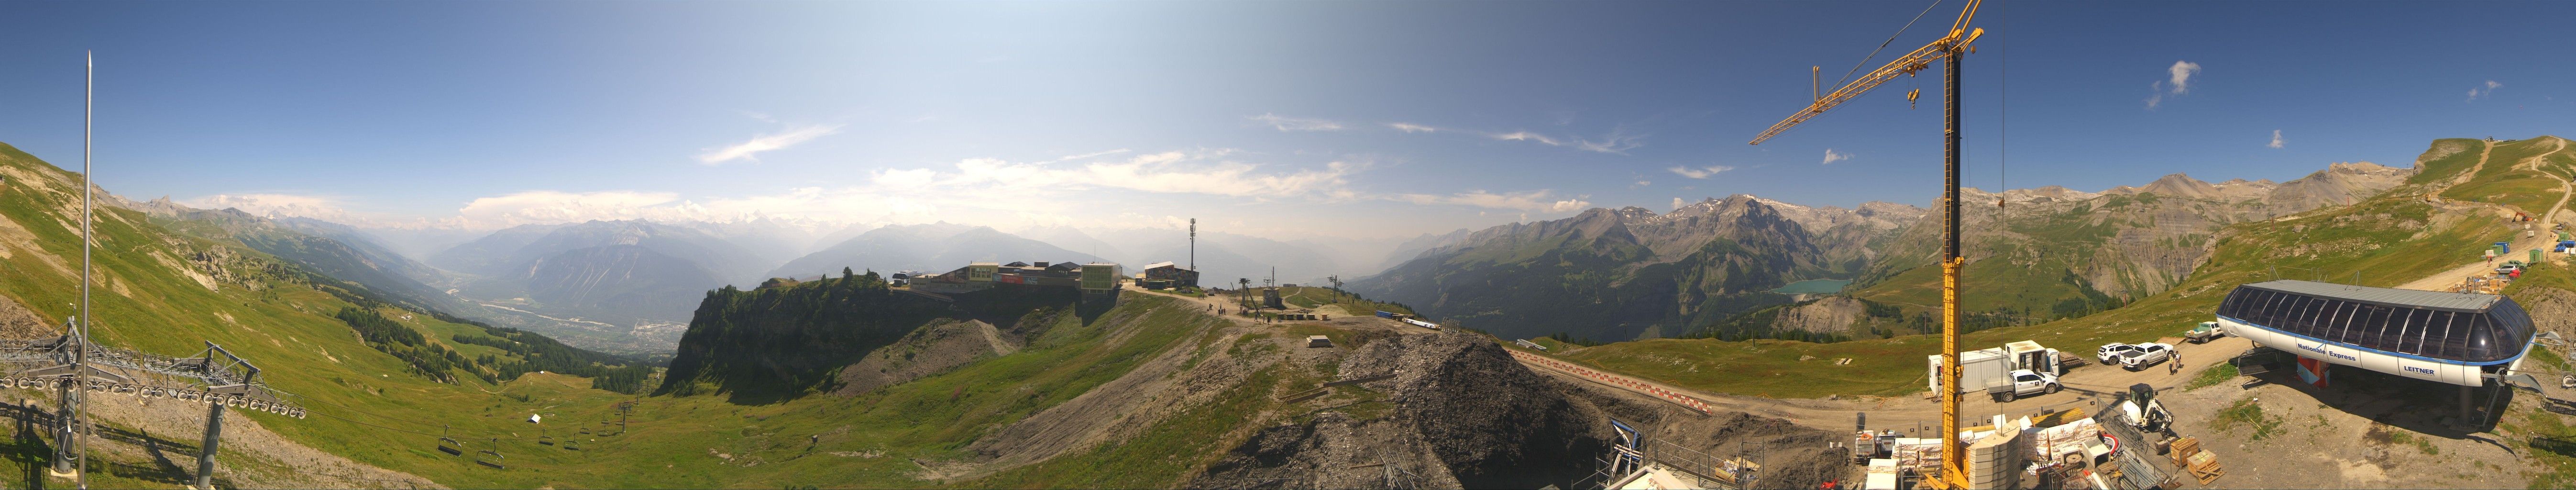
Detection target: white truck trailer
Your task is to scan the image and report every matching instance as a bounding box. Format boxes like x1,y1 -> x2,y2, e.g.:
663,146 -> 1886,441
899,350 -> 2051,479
1928,348 -> 2012,395
1928,341 -> 2068,402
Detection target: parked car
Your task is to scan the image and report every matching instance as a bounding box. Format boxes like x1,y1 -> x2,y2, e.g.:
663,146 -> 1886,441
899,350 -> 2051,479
2184,322 -> 2226,343
2118,343 -> 2175,370
1989,369 -> 2062,402
2097,343 -> 2143,365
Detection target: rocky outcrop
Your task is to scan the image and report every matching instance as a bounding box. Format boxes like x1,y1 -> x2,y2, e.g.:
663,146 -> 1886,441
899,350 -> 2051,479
1190,333 -> 1615,490
0,293 -> 51,339
2258,162 -> 2411,217
1770,296 -> 1866,334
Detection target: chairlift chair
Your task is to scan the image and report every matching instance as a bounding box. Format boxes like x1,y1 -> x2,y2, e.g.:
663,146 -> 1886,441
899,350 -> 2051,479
476,439 -> 507,469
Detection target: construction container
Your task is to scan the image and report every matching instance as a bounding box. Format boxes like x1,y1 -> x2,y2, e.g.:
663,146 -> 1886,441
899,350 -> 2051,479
1928,348 -> 2011,394
2004,341 -> 2062,376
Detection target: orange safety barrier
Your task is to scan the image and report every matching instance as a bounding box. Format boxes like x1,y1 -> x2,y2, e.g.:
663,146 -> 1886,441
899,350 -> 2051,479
1507,350 -> 1712,414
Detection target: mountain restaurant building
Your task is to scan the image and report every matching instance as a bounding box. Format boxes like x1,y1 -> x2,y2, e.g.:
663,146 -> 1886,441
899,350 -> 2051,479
1139,261 -> 1199,288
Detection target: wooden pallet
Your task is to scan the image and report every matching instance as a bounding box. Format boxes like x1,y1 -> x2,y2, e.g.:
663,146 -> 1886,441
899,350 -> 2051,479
2188,459 -> 2225,484
2185,449 -> 2224,484
2168,436 -> 2202,466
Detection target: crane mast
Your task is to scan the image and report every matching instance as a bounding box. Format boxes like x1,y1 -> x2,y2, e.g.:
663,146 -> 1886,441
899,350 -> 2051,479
1748,1 -> 1982,488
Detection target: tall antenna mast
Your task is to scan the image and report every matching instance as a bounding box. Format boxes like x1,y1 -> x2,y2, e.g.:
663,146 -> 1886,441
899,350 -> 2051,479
75,49 -> 96,490
1188,218 -> 1196,274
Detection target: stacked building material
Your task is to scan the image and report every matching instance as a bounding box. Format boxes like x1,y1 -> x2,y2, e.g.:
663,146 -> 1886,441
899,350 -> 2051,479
1963,427 -> 2025,490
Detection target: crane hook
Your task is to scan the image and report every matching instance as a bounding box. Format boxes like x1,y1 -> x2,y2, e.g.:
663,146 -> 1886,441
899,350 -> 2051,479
1907,89 -> 1921,109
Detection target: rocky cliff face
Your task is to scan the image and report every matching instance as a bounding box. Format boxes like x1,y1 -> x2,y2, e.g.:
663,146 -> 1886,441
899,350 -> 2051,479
1769,296 -> 1868,334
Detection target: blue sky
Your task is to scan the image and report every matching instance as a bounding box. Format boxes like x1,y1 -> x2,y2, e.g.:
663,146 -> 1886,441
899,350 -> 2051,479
1,1 -> 2570,240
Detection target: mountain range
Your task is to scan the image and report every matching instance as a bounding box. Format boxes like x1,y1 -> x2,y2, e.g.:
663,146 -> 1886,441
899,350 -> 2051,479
1352,159 -> 2415,344
1350,195 -> 1920,342
766,223 -> 1107,278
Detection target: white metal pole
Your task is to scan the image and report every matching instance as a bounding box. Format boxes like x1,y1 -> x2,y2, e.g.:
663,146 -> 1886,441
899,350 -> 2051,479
76,49 -> 95,490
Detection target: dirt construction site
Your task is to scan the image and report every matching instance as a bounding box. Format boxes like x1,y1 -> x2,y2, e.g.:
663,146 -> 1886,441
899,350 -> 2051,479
1134,240 -> 2576,490
1477,138 -> 2576,490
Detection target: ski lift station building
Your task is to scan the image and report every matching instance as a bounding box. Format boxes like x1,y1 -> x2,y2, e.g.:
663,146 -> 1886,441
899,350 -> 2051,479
2215,279 -> 2538,387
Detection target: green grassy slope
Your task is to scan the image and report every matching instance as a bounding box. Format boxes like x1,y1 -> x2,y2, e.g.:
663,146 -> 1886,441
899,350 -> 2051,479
1848,189 -> 2265,333
1551,137 -> 2532,398
0,143 -> 657,488
2444,136 -> 2574,215
0,141 -> 1362,488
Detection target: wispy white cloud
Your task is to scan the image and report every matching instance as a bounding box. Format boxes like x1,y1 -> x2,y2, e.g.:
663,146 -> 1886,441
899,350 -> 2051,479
1248,113 -> 1346,132
1821,148 -> 1852,165
1383,120 -> 1642,154
2468,80 -> 2503,102
2167,61 -> 2202,94
189,193 -> 371,224
696,124 -> 842,165
1040,148 -> 1134,164
1671,197 -> 1684,211
2268,130 -> 2284,149
1488,131 -> 1563,146
2144,60 -> 2202,109
1573,127 -> 1646,154
1666,165 -> 1736,179
1393,189 -> 1590,212
227,148 -> 1589,236
1485,128 -> 1643,154
456,190 -> 686,226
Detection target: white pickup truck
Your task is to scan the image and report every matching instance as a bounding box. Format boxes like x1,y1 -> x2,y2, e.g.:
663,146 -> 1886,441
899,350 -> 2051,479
2116,343 -> 2175,370
1990,369 -> 2061,402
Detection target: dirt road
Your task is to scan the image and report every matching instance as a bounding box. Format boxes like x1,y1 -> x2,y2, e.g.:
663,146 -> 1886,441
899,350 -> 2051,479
2394,138 -> 2573,292
1128,288 -> 1416,330
1512,336 -> 2253,433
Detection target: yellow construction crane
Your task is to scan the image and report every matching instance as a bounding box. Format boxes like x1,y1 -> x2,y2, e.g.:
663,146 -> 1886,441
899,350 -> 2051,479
1749,1 -> 1983,489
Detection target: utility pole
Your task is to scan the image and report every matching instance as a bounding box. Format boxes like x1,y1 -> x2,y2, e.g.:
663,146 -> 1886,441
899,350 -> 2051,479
64,50 -> 98,490
1327,276 -> 1343,303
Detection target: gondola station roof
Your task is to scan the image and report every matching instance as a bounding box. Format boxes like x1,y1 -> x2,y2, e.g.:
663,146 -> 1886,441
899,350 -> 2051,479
2219,280 -> 2535,366
2245,280 -> 2505,312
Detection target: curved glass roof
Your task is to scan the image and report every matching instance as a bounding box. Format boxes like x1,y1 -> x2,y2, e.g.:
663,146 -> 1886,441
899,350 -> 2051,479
2220,280 -> 2534,364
